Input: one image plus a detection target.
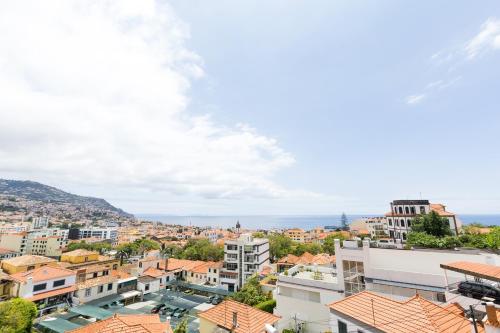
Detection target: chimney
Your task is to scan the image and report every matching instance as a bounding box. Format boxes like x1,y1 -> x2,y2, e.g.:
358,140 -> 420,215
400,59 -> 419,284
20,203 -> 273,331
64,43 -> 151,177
485,302 -> 499,327
25,277 -> 34,298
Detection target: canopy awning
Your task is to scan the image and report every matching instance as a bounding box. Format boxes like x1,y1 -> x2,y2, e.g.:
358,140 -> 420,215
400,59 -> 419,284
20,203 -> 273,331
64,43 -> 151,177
28,286 -> 76,301
69,305 -> 113,320
441,261 -> 500,283
38,318 -> 81,333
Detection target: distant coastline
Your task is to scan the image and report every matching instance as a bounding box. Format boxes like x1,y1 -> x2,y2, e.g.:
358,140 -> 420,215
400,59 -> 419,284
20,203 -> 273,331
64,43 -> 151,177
137,214 -> 500,229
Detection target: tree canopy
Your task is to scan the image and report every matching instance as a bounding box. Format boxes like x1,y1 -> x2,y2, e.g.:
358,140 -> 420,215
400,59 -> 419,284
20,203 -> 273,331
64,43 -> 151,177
0,298 -> 37,333
230,275 -> 269,306
173,319 -> 188,333
178,239 -> 223,261
268,234 -> 294,261
411,211 -> 452,237
67,241 -> 111,254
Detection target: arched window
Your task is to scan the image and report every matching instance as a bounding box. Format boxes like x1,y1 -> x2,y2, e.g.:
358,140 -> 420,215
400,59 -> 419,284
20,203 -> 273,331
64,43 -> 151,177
405,207 -> 409,214
407,220 -> 411,227
139,262 -> 142,268
403,232 -> 407,240
388,219 -> 392,226
398,207 -> 403,214
401,219 -> 405,227
410,207 -> 415,214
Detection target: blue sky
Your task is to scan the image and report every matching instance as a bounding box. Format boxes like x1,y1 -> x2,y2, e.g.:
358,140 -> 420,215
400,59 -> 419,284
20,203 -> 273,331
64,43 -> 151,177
1,1 -> 499,214
166,0 -> 500,214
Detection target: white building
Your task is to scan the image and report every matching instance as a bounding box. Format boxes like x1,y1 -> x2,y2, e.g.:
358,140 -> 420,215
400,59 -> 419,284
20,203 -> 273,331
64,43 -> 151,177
385,199 -> 462,241
31,216 -> 50,229
78,227 -> 118,244
137,275 -> 160,295
9,266 -> 76,315
274,264 -> 343,333
221,234 -> 269,292
349,216 -> 388,237
73,275 -> 118,304
334,239 -> 499,304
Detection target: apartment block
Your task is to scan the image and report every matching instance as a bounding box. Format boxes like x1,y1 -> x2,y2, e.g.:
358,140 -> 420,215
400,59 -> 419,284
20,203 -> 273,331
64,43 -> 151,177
221,234 -> 269,292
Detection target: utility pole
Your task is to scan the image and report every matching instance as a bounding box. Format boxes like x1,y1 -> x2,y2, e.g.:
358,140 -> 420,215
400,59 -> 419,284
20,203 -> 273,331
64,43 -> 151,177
469,305 -> 479,333
293,314 -> 298,333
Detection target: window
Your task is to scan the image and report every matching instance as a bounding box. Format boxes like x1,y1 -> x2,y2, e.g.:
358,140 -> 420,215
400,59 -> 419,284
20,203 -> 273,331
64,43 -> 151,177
401,220 -> 405,227
145,284 -> 150,291
93,272 -> 98,278
410,207 -> 415,214
388,219 -> 392,226
53,279 -> 65,287
398,207 -> 403,214
85,288 -> 91,297
407,220 -> 411,227
107,283 -> 113,291
33,283 -> 47,292
338,320 -> 348,333
213,269 -> 217,273
436,292 -> 446,302
98,285 -> 104,293
84,256 -> 88,262
139,262 -> 142,268
420,206 -> 425,214
405,207 -> 409,214
166,276 -> 170,282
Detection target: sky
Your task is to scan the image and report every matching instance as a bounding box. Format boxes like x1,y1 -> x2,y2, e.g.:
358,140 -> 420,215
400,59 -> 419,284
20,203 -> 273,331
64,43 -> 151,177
0,1 -> 500,215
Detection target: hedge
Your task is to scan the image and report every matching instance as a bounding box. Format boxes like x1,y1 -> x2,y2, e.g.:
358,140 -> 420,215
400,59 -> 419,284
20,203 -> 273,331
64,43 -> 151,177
254,299 -> 276,313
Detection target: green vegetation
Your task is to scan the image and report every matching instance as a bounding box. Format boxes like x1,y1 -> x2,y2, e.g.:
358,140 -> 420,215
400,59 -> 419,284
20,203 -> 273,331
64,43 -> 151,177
292,242 -> 322,256
254,299 -> 276,313
411,211 -> 452,237
173,319 -> 188,333
67,241 -> 112,254
158,239 -> 224,262
268,234 -> 294,261
0,298 -> 37,333
322,232 -> 348,255
407,226 -> 500,250
231,275 -> 270,306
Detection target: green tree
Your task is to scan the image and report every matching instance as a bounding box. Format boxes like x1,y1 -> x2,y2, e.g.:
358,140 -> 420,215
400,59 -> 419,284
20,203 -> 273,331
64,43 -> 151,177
322,232 -> 347,254
268,234 -> 294,262
411,211 -> 452,237
116,242 -> 139,265
231,275 -> 269,306
252,232 -> 266,238
292,242 -> 322,256
0,298 -> 37,333
67,241 -> 111,254
173,319 -> 188,333
485,227 -> 500,249
133,238 -> 160,256
340,212 -> 348,230
179,239 -> 223,261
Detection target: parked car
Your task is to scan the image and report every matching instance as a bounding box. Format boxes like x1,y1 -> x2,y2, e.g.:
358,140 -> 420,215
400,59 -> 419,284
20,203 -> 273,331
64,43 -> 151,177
165,307 -> 179,316
173,308 -> 187,318
211,296 -> 223,305
206,295 -> 215,303
457,281 -> 500,303
151,303 -> 167,314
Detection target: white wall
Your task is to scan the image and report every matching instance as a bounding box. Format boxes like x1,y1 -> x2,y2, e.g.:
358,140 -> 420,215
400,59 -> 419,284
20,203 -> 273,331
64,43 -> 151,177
75,282 -> 117,303
19,275 -> 76,298
137,279 -> 160,295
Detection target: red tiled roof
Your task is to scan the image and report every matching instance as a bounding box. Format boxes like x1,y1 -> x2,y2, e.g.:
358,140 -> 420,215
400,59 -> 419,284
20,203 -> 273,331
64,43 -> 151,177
199,300 -> 280,333
68,314 -> 172,333
329,291 -> 483,333
143,267 -> 166,278
440,261 -> 500,282
10,266 -> 75,283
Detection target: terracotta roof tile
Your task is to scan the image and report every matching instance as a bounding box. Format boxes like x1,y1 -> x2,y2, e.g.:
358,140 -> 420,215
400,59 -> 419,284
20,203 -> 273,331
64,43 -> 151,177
68,314 -> 172,333
199,300 -> 280,333
27,285 -> 76,301
328,291 -> 483,333
143,267 -> 166,278
10,265 -> 75,283
440,261 -> 500,282
1,255 -> 56,266
77,275 -> 117,289
63,249 -> 98,257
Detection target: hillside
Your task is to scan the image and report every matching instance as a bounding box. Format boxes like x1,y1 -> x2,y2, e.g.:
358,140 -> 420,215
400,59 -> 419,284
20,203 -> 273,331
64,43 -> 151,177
0,179 -> 132,217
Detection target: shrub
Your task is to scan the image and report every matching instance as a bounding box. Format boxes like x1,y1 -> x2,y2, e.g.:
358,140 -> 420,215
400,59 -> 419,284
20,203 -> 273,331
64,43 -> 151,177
254,299 -> 276,313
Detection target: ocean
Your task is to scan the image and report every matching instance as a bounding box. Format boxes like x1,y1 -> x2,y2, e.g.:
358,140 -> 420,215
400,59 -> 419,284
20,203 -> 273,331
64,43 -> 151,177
136,214 -> 500,229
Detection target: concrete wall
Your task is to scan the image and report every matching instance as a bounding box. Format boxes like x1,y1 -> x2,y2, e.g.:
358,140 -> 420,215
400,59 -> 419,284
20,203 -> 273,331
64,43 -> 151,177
199,318 -> 218,333
75,282 -> 118,303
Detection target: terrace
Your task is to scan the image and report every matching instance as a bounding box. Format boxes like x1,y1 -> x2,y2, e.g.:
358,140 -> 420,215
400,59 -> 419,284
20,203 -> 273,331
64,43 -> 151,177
279,264 -> 340,290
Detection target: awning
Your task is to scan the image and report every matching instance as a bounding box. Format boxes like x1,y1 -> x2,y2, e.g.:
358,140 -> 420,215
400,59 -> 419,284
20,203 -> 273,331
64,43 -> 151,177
440,261 -> 500,283
69,305 -> 113,320
38,318 -> 81,333
28,286 -> 76,301
119,290 -> 142,299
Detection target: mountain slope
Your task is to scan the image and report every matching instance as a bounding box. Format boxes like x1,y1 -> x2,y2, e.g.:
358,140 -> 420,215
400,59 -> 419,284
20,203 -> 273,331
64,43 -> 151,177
0,179 -> 132,217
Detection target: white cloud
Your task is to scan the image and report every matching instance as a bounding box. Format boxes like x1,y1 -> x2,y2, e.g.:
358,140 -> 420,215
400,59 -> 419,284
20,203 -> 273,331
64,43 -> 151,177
406,94 -> 426,105
465,17 -> 500,59
0,0 -> 314,207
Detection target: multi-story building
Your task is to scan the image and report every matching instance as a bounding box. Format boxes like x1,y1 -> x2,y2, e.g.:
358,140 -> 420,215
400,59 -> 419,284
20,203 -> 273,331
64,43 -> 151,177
9,265 -> 76,315
349,216 -> 388,238
0,232 -> 28,254
0,248 -> 21,260
334,239 -> 499,303
0,222 -> 30,234
284,228 -> 310,243
26,235 -> 67,257
31,216 -> 50,229
73,274 -> 118,304
385,199 -> 461,241
70,227 -> 118,245
274,263 -> 343,333
221,234 -> 269,292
